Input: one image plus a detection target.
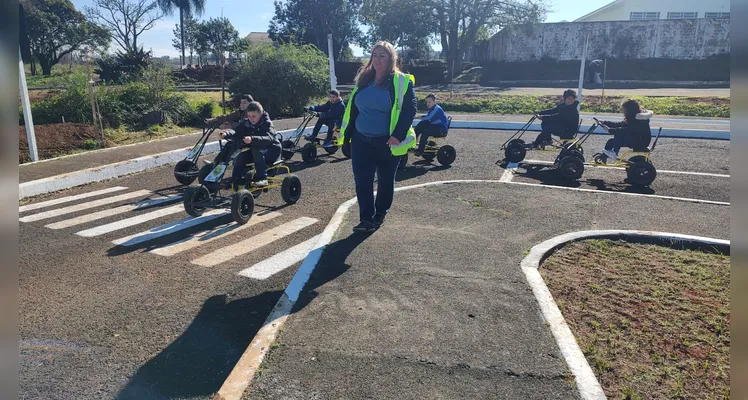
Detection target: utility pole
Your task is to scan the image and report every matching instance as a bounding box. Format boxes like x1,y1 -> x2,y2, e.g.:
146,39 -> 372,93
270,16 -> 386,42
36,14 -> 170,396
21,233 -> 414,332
19,47 -> 38,162
327,33 -> 337,90
577,35 -> 589,109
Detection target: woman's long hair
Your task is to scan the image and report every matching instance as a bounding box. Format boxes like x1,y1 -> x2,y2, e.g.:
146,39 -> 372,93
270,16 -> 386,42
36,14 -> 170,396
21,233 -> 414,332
621,99 -> 642,121
355,41 -> 400,88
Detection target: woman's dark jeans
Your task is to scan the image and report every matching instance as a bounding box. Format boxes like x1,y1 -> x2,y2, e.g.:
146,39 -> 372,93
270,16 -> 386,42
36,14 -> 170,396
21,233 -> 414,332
351,131 -> 402,223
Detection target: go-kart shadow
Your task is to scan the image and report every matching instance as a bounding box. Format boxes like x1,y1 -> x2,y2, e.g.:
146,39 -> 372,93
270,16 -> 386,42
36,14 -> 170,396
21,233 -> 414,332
395,163 -> 450,182
587,178 -> 656,195
514,165 -> 582,188
115,233 -> 367,400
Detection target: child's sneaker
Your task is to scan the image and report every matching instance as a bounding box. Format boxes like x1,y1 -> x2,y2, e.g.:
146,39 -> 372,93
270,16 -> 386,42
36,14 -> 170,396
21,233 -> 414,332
304,134 -> 316,142
322,140 -> 334,148
252,179 -> 268,187
603,150 -> 618,163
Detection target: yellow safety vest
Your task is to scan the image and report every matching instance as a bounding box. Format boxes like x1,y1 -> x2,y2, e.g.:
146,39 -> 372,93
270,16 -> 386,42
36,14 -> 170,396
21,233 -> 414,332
338,72 -> 417,156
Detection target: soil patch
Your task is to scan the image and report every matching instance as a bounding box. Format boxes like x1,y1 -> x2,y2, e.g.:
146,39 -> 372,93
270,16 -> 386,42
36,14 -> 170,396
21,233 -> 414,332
19,123 -> 103,163
540,239 -> 730,400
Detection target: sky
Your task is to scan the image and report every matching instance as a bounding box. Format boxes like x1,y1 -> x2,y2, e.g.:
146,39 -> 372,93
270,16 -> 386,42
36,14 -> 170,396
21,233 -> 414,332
70,0 -> 612,58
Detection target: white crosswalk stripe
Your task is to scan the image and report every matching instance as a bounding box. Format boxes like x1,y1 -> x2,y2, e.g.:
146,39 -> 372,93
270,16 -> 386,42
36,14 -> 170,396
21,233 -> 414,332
45,195 -> 182,229
76,204 -> 185,237
191,217 -> 319,267
150,211 -> 282,256
112,210 -> 228,247
19,190 -> 152,223
19,186 -> 128,213
237,234 -> 321,280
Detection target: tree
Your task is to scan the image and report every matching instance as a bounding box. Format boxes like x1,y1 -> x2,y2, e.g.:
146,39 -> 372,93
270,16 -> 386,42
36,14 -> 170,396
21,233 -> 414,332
359,0 -> 435,48
22,0 -> 110,76
85,0 -> 164,54
269,0 -> 363,60
430,0 -> 547,77
172,13 -> 198,65
157,0 -> 205,68
197,18 -> 239,65
399,37 -> 433,61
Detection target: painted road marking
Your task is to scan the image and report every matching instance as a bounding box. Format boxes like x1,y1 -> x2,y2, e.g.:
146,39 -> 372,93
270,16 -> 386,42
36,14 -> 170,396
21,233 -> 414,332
191,217 -> 318,267
76,204 -> 185,237
112,210 -> 228,247
45,195 -> 182,229
499,162 -> 519,182
150,211 -> 282,256
238,235 -> 322,280
19,190 -> 152,223
522,159 -> 730,178
19,186 -> 129,213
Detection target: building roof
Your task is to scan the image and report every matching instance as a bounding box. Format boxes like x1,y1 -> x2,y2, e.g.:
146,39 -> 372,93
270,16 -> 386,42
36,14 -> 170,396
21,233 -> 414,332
246,32 -> 272,44
573,0 -> 625,22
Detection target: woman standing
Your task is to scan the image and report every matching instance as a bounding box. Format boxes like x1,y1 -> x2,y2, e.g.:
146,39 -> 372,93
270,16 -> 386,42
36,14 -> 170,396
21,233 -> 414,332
337,41 -> 417,233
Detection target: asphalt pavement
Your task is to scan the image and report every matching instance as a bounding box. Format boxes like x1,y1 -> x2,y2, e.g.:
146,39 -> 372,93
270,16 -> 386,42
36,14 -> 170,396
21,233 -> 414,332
249,182 -> 729,399
19,127 -> 730,399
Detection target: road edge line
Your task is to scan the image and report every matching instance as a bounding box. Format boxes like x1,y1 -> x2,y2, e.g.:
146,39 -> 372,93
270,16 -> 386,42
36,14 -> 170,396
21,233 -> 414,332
520,230 -> 729,400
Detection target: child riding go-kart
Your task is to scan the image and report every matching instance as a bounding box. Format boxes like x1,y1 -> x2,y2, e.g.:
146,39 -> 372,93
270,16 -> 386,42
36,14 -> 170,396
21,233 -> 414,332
400,93 -> 456,168
501,89 -> 581,163
183,102 -> 302,225
281,110 -> 351,163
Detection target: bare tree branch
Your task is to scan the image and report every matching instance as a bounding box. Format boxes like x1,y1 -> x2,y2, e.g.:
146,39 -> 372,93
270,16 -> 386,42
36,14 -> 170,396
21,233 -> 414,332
86,0 -> 164,53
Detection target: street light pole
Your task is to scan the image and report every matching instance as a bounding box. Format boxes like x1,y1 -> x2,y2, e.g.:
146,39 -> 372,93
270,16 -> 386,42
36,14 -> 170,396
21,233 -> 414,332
19,46 -> 38,162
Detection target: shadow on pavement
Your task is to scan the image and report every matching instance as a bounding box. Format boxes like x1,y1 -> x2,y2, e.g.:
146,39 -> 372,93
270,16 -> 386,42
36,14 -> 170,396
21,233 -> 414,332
395,163 -> 450,182
115,234 -> 368,399
516,166 -> 582,188
587,178 -> 656,195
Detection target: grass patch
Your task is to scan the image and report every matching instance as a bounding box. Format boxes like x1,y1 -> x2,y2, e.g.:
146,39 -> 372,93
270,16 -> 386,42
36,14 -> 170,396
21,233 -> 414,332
417,94 -> 729,118
540,239 -> 730,400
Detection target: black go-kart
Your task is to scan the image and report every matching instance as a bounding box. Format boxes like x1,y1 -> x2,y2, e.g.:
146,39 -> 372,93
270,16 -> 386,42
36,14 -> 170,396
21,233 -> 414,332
183,135 -> 301,225
281,110 -> 351,163
400,117 -> 456,169
500,115 -> 584,164
173,123 -> 218,185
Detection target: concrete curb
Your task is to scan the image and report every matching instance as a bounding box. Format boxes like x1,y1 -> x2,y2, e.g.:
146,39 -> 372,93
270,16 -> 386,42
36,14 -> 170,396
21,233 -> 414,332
520,230 -> 729,400
19,120 -> 729,200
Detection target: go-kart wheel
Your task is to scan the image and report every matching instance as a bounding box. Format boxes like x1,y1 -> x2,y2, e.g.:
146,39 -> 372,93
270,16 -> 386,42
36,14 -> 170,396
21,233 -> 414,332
174,160 -> 198,185
593,153 -> 606,164
437,145 -> 456,166
197,163 -> 214,185
504,142 -> 527,163
282,139 -> 294,149
281,175 -> 302,204
231,189 -> 254,225
341,142 -> 351,158
301,142 -> 317,163
557,156 -> 584,180
398,153 -> 408,169
626,161 -> 657,186
423,153 -> 436,162
282,150 -> 295,160
184,185 -> 211,217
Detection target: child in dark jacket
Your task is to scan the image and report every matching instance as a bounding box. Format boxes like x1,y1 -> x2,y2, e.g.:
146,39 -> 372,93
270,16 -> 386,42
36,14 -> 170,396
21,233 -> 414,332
413,93 -> 449,155
598,99 -> 653,163
305,89 -> 346,147
533,89 -> 580,147
219,101 -> 281,186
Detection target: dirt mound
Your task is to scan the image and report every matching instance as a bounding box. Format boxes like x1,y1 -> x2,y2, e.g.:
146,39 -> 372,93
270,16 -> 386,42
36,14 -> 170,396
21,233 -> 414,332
19,123 -> 104,163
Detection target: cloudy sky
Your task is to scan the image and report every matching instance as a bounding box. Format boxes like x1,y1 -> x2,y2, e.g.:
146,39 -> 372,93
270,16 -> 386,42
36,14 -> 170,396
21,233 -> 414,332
70,0 -> 612,57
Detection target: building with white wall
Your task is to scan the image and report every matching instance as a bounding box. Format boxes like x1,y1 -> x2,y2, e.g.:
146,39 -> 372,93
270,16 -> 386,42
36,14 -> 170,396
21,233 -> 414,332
575,0 -> 730,22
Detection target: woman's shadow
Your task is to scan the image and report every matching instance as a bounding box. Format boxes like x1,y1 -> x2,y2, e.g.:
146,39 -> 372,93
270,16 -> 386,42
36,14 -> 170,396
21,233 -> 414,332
116,233 -> 369,400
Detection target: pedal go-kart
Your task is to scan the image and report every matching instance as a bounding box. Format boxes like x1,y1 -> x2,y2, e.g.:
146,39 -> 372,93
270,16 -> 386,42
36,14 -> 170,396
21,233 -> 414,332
501,115 -> 583,163
173,124 -> 218,185
281,110 -> 351,163
585,117 -> 663,186
183,137 -> 302,225
400,117 -> 456,168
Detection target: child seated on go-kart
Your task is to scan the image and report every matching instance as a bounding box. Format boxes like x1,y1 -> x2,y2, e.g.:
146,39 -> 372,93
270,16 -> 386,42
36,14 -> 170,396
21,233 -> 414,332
597,99 -> 653,164
533,89 -> 579,148
413,93 -> 449,156
205,94 -> 254,129
218,101 -> 282,187
304,89 -> 346,148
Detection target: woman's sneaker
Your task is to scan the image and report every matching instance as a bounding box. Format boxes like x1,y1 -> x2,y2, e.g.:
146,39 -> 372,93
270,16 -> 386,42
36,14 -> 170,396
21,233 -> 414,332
352,221 -> 377,233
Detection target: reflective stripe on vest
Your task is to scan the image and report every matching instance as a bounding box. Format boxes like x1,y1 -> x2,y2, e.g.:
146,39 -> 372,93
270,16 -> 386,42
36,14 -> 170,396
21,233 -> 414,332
338,72 -> 417,156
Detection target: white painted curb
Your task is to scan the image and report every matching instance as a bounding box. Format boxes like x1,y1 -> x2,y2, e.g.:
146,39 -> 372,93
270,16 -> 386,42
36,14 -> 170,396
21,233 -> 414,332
520,230 -> 729,400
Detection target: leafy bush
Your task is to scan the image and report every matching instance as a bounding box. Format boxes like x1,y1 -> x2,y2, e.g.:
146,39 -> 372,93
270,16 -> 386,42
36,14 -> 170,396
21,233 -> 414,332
229,44 -> 329,117
95,48 -> 153,84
